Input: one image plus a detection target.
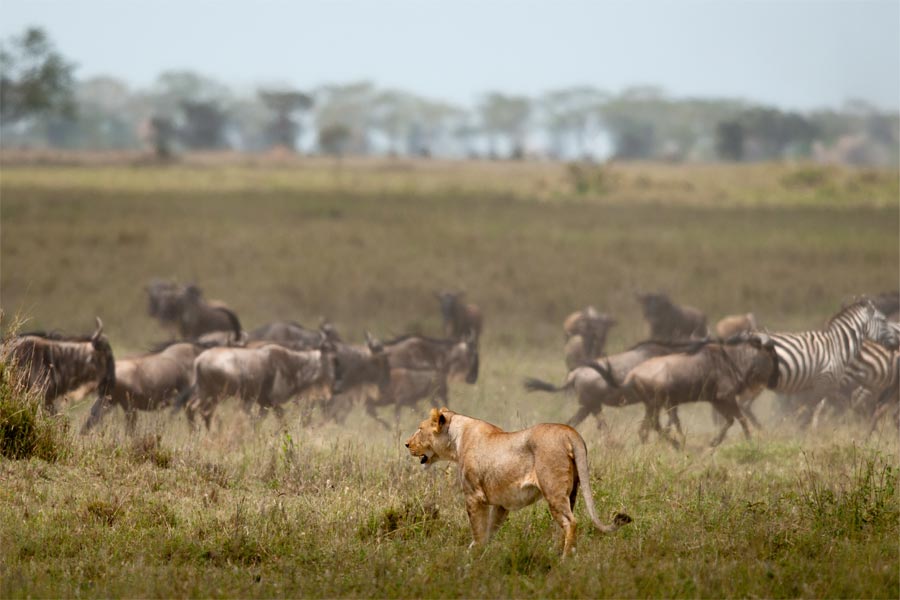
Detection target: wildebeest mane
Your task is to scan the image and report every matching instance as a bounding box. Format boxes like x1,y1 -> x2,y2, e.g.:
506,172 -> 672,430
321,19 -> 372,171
380,333 -> 459,347
12,330 -> 95,342
146,339 -> 221,354
626,338 -> 712,354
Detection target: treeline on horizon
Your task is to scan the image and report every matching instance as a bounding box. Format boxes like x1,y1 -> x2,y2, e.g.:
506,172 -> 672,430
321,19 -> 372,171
2,27 -> 898,165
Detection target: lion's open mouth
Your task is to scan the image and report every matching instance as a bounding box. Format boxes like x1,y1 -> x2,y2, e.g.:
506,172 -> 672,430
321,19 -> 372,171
420,455 -> 429,464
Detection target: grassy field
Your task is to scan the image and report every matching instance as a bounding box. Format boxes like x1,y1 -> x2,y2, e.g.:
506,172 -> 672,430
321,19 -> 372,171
1,157 -> 898,598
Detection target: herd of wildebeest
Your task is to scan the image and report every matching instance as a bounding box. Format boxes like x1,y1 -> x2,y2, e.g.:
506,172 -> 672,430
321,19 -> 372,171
2,282 -> 899,448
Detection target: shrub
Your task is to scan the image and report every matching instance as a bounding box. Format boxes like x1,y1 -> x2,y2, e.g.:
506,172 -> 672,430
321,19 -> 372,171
0,361 -> 70,461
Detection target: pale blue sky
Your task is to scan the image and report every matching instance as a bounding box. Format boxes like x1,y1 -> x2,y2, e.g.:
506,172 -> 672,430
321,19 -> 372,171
2,0 -> 897,111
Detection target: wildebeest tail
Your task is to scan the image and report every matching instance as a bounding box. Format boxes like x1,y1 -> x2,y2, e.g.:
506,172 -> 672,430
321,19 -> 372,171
586,359 -> 619,388
523,376 -> 568,393
216,307 -> 243,342
171,384 -> 197,414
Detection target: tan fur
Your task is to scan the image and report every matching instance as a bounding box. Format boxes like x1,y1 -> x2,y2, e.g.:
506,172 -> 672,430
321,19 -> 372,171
405,408 -> 631,556
714,313 -> 757,339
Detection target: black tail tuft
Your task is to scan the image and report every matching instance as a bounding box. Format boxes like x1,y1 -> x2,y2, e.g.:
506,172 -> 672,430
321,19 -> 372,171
523,377 -> 561,393
171,384 -> 197,414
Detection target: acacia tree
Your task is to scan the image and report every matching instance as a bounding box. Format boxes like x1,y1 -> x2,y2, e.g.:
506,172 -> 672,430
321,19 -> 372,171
0,27 -> 76,127
478,93 -> 531,158
259,89 -> 313,150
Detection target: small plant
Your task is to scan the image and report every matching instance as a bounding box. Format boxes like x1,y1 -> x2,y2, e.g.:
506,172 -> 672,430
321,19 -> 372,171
0,358 -> 70,461
360,500 -> 440,540
566,161 -> 610,195
130,433 -> 173,468
780,166 -> 831,189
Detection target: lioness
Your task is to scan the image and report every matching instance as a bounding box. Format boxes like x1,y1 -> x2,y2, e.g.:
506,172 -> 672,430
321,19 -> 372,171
405,408 -> 632,556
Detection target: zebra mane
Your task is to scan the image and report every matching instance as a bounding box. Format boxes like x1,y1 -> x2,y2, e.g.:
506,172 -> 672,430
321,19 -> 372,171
827,298 -> 874,327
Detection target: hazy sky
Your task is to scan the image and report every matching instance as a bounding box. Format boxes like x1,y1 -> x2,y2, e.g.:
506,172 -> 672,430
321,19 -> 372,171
2,0 -> 898,111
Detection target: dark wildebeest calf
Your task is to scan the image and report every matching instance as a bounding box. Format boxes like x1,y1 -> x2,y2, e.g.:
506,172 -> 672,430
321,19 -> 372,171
145,281 -> 242,340
436,291 -> 483,343
1,318 -> 115,414
595,334 -> 779,448
334,332 -> 479,427
81,341 -> 212,434
637,292 -> 708,340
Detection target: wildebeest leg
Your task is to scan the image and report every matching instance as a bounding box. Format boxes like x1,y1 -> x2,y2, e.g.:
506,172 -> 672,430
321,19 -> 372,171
124,407 -> 138,436
665,405 -> 684,438
737,391 -> 764,430
709,399 -> 745,447
638,401 -> 654,444
566,405 -> 593,429
81,396 -> 114,434
365,398 -> 391,430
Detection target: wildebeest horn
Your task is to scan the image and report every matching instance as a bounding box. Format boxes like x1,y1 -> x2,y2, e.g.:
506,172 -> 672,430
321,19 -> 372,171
92,317 -> 104,341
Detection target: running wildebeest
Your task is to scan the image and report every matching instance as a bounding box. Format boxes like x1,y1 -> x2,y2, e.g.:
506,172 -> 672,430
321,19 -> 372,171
145,281 -> 242,340
173,343 -> 336,429
524,338 -> 707,430
714,313 -> 758,340
81,341 -> 213,434
1,318 -> 115,414
436,291 -> 483,342
637,292 -> 708,340
593,334 -> 779,448
562,307 -> 617,369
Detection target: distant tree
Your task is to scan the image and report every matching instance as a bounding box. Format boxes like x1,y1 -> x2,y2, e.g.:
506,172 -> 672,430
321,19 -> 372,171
371,89 -> 417,155
478,93 -> 531,158
314,82 -> 376,155
259,89 -> 313,151
0,27 -> 76,126
540,86 -> 606,158
149,116 -> 176,159
715,120 -> 744,161
179,100 -> 229,149
318,123 -> 352,157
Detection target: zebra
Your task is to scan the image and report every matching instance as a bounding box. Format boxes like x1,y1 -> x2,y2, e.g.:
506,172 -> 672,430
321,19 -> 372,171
759,300 -> 898,427
841,340 -> 899,436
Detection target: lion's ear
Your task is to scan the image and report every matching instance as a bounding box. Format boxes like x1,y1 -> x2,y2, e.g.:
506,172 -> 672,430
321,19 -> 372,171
431,408 -> 448,433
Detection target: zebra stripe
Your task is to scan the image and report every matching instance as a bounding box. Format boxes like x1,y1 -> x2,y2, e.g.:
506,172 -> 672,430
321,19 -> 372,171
844,340 -> 899,398
768,300 -> 894,395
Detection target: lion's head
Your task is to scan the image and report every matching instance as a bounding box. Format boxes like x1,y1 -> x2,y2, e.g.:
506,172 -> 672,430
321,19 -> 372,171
405,407 -> 456,468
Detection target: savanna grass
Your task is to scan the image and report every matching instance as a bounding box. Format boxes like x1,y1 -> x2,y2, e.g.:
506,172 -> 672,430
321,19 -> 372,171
0,159 -> 898,598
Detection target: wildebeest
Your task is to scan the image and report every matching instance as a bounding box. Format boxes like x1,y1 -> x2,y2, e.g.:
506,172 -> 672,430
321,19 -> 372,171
436,291 -> 483,342
326,332 -> 479,427
562,307 -> 617,369
1,318 -> 115,414
637,292 -> 708,340
81,341 -> 212,434
174,344 -> 336,429
594,334 -> 779,448
524,339 -> 706,430
246,320 -> 341,350
714,313 -> 758,340
870,290 -> 899,321
145,281 -> 242,340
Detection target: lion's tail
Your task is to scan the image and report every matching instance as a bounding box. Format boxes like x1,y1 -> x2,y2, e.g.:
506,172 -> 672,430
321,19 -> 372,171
571,432 -> 632,533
